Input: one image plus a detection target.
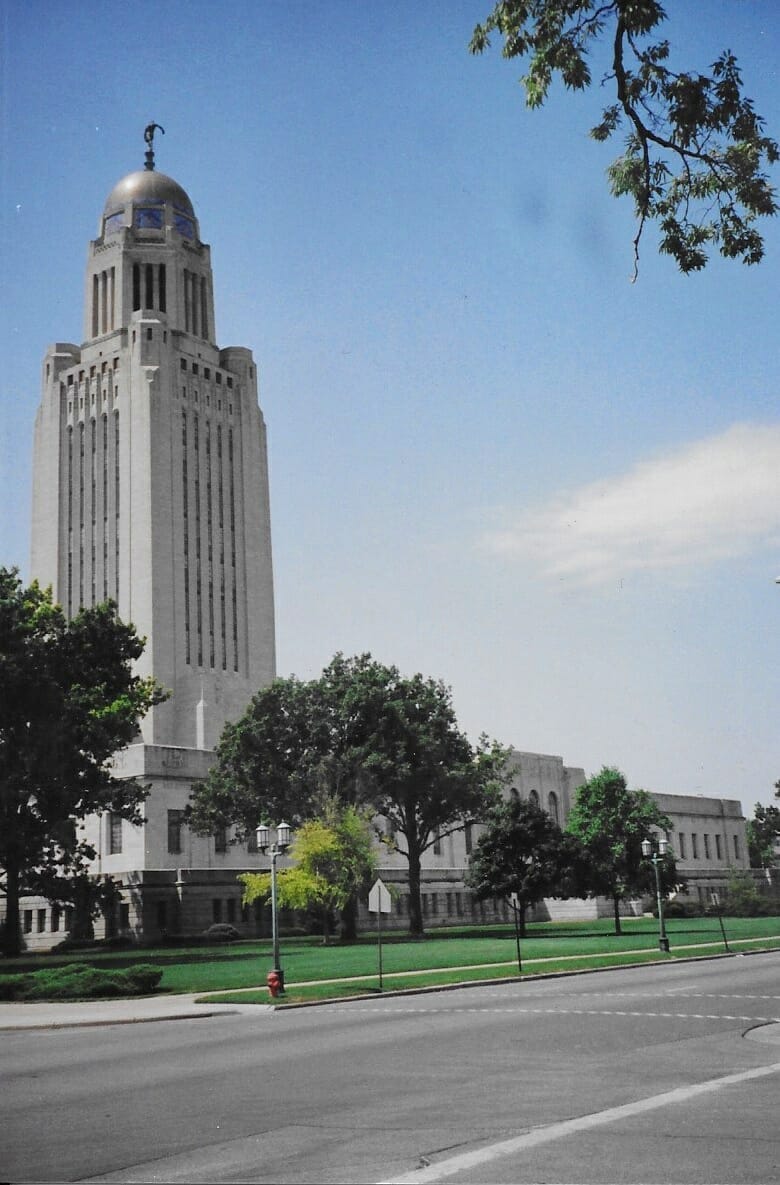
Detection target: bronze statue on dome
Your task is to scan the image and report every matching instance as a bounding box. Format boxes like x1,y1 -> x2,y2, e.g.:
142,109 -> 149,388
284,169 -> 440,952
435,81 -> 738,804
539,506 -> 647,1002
143,123 -> 165,170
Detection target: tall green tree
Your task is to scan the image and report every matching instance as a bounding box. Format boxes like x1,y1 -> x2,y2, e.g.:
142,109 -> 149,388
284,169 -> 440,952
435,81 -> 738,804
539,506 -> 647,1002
341,655 -> 507,937
0,569 -> 166,955
466,795 -> 586,935
190,653 -> 507,937
470,1 -> 778,277
566,766 -> 674,934
239,802 -> 378,943
747,803 -> 780,869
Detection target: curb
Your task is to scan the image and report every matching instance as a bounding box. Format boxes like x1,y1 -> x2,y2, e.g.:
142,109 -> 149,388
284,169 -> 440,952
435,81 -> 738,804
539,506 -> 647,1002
0,1008 -> 240,1032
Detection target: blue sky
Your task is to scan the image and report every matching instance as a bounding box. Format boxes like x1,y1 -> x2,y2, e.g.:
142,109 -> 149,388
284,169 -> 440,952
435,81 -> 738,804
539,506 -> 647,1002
1,1 -> 778,813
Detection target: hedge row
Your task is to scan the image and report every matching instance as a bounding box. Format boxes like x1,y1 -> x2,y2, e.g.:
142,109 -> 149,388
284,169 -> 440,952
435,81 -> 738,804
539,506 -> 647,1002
0,962 -> 163,1001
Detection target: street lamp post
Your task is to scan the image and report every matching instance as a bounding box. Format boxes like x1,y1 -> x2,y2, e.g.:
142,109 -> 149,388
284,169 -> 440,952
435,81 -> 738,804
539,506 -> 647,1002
642,835 -> 671,953
256,821 -> 291,991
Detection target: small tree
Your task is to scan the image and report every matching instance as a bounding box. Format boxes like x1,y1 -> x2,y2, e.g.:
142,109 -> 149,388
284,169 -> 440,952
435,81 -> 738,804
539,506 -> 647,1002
566,766 -> 673,934
0,569 -> 166,956
239,803 -> 378,943
466,795 -> 585,935
747,803 -> 780,869
723,866 -> 768,917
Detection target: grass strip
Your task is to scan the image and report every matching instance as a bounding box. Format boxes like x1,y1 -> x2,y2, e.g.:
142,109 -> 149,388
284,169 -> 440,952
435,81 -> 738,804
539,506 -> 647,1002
194,935 -> 780,1007
5,918 -> 779,1001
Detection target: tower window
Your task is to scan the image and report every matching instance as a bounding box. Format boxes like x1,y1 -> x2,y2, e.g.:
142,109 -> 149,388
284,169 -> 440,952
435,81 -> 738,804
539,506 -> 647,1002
92,274 -> 99,337
167,810 -> 185,854
109,812 -> 123,855
135,206 -> 163,230
145,263 -> 154,309
132,264 -> 141,311
200,276 -> 208,340
158,264 -> 167,312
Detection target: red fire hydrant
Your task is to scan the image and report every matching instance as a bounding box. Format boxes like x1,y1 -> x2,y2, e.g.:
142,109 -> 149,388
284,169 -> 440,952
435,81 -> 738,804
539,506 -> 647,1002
267,970 -> 282,998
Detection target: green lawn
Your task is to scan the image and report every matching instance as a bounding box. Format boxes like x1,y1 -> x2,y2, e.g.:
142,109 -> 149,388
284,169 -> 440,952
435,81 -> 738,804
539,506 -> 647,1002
3,915 -> 779,1001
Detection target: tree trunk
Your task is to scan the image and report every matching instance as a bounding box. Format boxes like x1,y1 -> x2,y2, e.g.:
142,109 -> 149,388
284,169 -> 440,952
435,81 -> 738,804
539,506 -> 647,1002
339,894 -> 358,941
2,860 -> 22,957
407,847 -> 424,937
613,893 -> 622,936
71,879 -> 96,942
519,903 -> 527,938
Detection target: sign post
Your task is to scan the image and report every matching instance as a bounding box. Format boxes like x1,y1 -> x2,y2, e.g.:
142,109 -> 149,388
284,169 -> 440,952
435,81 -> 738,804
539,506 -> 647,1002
509,893 -> 522,974
710,890 -> 730,952
368,878 -> 392,991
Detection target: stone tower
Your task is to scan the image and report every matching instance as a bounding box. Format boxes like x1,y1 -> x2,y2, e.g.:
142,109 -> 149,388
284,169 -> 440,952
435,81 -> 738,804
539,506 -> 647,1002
29,134 -> 275,936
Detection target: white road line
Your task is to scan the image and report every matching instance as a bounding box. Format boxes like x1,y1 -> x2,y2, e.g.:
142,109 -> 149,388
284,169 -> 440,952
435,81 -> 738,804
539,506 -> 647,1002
336,1004 -> 780,1023
377,1060 -> 780,1184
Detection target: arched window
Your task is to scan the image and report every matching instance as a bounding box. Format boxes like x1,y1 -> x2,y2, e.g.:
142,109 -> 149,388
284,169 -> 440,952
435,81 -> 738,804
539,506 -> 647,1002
528,789 -> 540,808
548,791 -> 560,825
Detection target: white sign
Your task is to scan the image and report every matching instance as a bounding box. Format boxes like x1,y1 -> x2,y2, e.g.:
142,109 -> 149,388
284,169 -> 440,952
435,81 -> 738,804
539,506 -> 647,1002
368,878 -> 392,914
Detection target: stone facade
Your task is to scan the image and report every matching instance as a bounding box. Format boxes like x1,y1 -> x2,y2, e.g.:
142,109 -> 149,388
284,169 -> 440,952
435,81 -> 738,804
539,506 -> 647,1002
25,150 -> 276,946
356,754 -> 752,934
650,792 -> 750,907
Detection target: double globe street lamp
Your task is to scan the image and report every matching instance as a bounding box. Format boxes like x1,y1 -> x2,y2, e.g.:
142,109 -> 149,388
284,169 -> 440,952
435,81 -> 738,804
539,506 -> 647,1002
256,821 -> 291,993
641,835 -> 671,953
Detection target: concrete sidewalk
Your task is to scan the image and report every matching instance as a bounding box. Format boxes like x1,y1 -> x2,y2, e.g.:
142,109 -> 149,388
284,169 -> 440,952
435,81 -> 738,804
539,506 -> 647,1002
0,993 -> 273,1030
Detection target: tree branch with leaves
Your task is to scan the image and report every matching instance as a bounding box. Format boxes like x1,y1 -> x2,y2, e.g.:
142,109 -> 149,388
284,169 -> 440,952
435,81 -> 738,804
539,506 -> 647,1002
470,0 -> 778,277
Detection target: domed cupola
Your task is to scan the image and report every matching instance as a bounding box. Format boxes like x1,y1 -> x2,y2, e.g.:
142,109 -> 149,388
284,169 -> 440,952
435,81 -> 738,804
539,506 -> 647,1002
85,124 -> 214,344
98,124 -> 199,241
103,170 -> 195,219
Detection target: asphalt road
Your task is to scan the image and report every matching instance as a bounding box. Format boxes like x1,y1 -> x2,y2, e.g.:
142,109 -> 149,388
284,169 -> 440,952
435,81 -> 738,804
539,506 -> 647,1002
2,953 -> 780,1184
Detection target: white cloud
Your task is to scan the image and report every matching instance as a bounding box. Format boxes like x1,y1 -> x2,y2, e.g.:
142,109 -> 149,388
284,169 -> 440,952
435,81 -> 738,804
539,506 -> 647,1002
484,422 -> 780,585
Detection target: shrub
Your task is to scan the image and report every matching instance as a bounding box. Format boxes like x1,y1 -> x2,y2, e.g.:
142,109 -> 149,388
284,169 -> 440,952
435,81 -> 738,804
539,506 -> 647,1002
0,974 -> 34,1001
124,964 -> 163,992
0,962 -> 164,1001
201,923 -> 240,942
654,898 -> 702,919
31,965 -> 126,999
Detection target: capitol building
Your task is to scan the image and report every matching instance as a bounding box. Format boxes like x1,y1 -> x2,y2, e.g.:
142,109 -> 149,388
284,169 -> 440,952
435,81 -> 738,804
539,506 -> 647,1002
19,135 -> 750,949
